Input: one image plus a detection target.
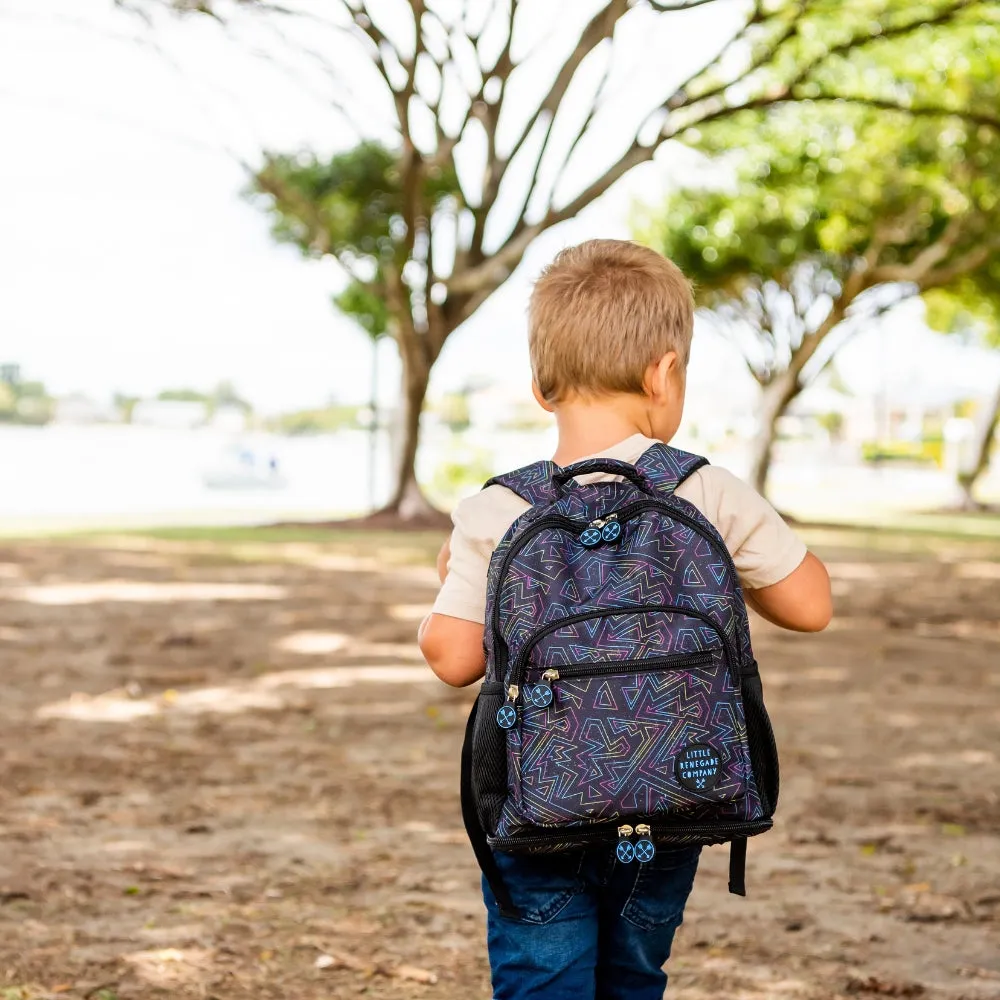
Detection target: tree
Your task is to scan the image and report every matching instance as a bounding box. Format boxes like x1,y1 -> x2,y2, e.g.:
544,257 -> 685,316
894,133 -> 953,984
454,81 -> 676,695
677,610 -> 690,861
120,0 -> 997,517
641,20 -> 1000,494
924,288 -> 1000,507
334,277 -> 392,510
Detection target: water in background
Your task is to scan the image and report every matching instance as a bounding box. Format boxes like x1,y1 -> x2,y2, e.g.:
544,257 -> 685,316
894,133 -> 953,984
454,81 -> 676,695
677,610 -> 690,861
0,423 -> 989,532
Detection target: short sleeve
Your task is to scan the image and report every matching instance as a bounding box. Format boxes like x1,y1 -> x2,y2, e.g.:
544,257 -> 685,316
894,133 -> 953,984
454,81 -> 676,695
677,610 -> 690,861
675,466 -> 807,590
431,486 -> 529,624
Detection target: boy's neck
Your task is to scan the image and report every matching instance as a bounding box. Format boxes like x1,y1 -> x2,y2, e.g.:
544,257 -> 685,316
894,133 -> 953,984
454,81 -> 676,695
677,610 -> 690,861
551,397 -> 657,466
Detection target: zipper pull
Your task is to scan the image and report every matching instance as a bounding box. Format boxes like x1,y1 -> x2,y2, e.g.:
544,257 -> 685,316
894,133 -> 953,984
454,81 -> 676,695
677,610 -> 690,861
634,824 -> 656,863
579,519 -> 604,548
496,685 -> 519,729
601,512 -> 622,543
616,824 -> 636,864
527,676 -> 553,708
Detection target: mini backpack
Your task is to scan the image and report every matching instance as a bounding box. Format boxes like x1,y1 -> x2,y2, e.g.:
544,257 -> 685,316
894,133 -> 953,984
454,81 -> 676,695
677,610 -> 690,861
460,444 -> 780,918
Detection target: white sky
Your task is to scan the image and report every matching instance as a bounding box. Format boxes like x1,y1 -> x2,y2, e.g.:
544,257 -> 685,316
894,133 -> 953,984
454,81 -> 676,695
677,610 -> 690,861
0,0 -> 996,416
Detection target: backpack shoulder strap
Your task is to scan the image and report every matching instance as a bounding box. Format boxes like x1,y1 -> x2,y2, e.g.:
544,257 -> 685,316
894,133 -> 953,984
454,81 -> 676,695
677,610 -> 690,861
635,443 -> 709,496
484,460 -> 559,507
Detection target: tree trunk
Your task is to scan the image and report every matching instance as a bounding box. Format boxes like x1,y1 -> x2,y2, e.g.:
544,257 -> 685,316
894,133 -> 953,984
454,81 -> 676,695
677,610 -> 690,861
748,372 -> 801,497
957,378 -> 1000,509
380,341 -> 441,522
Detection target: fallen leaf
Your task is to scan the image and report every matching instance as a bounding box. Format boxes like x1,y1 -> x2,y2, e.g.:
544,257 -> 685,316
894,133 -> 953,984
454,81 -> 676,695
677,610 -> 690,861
395,966 -> 438,985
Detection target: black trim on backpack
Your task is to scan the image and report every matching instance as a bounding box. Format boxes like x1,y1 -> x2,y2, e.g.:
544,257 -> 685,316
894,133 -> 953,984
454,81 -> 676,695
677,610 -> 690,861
728,837 -> 747,896
460,695 -> 520,919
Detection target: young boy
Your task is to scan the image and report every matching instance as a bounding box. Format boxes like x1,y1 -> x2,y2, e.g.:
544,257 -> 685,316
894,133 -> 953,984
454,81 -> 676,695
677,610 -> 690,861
419,239 -> 832,1000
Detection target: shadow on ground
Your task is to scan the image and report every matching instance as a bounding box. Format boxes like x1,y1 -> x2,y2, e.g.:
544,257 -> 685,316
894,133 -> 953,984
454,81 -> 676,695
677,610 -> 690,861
0,530 -> 998,999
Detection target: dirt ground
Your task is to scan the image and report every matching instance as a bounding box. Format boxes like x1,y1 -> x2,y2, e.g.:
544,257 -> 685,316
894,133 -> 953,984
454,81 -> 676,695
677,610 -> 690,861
1,526 -> 998,1000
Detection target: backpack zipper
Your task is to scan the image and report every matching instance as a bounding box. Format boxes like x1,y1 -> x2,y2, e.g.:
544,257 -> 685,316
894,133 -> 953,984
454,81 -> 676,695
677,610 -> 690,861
490,497 -> 743,681
538,650 -> 715,682
513,605 -> 735,690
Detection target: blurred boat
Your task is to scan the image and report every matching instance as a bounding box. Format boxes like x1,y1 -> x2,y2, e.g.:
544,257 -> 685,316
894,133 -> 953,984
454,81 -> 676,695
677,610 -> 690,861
202,444 -> 288,490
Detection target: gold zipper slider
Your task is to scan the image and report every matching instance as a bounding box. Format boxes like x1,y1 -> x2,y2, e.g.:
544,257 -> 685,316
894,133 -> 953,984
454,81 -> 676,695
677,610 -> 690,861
541,669 -> 560,682
507,684 -> 519,700
617,824 -> 634,837
635,824 -> 651,836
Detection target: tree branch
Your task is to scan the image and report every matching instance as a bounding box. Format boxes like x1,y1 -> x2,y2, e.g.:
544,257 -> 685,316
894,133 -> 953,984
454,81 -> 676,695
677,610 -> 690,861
919,234 -> 1000,290
466,0 -> 518,260
490,0 -> 628,198
773,93 -> 1000,133
684,0 -> 984,139
660,0 -> 783,114
645,0 -> 729,9
449,138 -> 652,295
541,33 -> 618,216
870,213 -> 969,285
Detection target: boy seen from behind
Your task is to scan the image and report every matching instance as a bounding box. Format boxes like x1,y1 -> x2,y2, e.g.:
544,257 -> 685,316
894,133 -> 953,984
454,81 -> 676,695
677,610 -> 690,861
420,239 -> 832,1000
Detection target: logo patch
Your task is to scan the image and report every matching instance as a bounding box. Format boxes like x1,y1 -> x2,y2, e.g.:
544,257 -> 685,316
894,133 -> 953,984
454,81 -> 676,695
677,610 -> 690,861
676,743 -> 722,793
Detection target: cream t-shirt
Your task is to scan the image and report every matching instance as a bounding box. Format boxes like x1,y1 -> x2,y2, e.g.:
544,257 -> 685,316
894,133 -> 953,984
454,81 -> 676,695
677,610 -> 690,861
432,434 -> 807,624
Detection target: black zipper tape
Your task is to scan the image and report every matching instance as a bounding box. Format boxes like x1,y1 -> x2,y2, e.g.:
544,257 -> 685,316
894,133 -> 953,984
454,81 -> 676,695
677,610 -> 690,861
534,650 -> 715,681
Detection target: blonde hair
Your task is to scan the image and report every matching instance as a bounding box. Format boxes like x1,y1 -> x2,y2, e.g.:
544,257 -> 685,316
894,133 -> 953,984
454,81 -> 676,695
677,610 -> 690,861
529,239 -> 694,404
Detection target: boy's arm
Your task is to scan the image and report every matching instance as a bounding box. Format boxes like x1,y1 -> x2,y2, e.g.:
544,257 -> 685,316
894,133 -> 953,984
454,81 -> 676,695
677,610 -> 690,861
419,536 -> 487,687
418,612 -> 486,687
682,467 -> 832,634
744,551 -> 832,632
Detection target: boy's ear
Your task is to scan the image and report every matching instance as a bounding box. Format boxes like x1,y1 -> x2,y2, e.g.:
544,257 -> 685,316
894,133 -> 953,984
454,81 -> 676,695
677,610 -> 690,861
644,351 -> 680,399
532,380 -> 555,413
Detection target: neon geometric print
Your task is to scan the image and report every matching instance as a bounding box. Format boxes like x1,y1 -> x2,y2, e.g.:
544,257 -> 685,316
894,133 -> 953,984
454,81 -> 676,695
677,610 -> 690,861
470,444 -> 779,852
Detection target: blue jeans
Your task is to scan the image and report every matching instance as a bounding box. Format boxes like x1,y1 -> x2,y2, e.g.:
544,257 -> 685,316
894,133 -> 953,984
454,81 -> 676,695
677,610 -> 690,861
483,844 -> 700,1000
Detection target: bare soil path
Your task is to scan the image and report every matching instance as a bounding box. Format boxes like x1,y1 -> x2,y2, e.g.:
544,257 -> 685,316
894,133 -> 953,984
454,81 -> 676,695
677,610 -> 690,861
1,527 -> 998,1000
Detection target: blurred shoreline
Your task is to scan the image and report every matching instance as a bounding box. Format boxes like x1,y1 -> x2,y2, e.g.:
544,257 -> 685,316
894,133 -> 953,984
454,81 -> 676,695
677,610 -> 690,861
1,423 -> 997,536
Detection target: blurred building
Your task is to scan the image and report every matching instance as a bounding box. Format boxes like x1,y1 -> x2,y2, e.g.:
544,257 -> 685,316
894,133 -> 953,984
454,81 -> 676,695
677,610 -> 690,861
131,399 -> 207,428
52,394 -> 112,425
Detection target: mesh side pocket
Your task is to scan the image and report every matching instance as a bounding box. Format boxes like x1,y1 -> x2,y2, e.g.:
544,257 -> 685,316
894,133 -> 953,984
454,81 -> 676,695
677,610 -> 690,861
472,682 -> 509,835
741,672 -> 780,815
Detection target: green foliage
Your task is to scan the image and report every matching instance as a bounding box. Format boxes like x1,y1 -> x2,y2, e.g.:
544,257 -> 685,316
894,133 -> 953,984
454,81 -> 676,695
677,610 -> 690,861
114,393 -> 140,423
924,284 -> 1000,346
816,411 -> 845,440
269,404 -> 360,436
157,383 -> 253,414
434,392 -> 472,433
250,141 -> 459,280
640,16 -> 1000,387
0,373 -> 53,425
426,446 -> 495,509
158,388 -> 206,403
334,281 -> 392,340
861,439 -> 941,465
499,402 -> 553,433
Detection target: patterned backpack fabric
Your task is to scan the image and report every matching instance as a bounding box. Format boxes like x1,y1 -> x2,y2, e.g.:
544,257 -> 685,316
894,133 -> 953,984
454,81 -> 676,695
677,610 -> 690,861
460,444 -> 780,918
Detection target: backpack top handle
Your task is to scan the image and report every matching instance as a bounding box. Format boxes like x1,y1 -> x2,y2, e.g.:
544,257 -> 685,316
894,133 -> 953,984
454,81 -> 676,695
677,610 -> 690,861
551,458 -> 656,496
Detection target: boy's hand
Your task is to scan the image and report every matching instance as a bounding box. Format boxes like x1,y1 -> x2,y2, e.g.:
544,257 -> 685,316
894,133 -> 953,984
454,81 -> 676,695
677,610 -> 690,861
418,613 -> 486,687
744,551 -> 832,632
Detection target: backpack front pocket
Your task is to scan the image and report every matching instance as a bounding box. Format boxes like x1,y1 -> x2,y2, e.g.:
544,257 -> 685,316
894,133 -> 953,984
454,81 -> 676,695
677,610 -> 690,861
515,648 -> 750,827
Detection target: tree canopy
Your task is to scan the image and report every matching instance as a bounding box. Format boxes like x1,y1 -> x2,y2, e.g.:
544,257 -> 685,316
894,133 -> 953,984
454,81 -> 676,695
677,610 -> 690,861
639,11 -> 1000,492
121,0 -> 1000,514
